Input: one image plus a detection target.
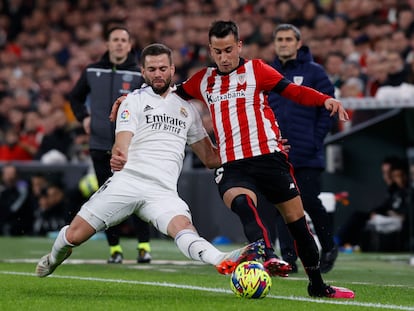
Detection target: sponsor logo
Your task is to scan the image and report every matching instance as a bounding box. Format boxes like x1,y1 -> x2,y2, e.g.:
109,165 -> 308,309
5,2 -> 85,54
206,90 -> 246,104
146,113 -> 187,134
144,105 -> 153,112
122,82 -> 131,91
120,109 -> 130,120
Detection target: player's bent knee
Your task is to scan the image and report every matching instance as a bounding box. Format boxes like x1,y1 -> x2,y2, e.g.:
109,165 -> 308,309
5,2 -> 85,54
167,215 -> 193,238
65,217 -> 96,245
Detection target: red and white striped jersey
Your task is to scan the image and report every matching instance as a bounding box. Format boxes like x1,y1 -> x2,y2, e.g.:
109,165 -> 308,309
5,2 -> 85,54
178,59 -> 329,164
178,59 -> 281,164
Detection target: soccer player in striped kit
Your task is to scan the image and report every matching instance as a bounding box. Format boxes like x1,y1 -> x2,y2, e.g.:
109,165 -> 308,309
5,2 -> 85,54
175,20 -> 354,299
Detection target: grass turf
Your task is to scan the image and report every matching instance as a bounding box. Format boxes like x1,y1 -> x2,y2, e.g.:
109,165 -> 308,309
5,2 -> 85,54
0,236 -> 413,311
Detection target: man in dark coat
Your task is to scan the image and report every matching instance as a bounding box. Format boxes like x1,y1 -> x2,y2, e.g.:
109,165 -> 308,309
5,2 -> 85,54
265,24 -> 337,273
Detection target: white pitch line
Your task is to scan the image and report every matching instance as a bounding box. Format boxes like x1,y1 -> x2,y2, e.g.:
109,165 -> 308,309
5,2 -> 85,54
1,258 -> 204,265
3,258 -> 413,290
1,271 -> 413,311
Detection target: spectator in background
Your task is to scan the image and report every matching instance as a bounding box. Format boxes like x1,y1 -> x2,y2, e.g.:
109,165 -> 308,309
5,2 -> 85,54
336,156 -> 410,252
396,5 -> 414,36
69,25 -> 152,265
28,173 -> 49,215
34,109 -> 73,163
374,50 -> 414,100
390,29 -> 411,61
0,127 -> 33,161
381,50 -> 410,87
324,52 -> 345,97
364,52 -> 388,97
0,164 -> 32,235
18,110 -> 44,159
32,180 -> 68,236
267,24 -> 338,274
341,76 -> 377,127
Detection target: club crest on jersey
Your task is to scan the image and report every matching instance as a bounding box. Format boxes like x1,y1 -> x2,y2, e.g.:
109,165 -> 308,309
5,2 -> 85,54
180,107 -> 188,118
238,74 -> 246,85
293,76 -> 303,85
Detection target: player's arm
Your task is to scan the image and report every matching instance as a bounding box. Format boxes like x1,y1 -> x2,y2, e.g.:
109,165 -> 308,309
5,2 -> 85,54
190,137 -> 221,169
273,79 -> 348,121
109,95 -> 127,122
257,60 -> 349,121
110,131 -> 133,172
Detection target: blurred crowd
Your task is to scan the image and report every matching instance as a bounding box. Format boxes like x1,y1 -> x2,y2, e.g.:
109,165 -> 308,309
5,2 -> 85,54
1,0 -> 414,235
1,0 -> 414,162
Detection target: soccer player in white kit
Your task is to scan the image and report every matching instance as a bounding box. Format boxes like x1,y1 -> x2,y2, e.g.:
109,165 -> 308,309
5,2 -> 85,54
36,43 -> 264,278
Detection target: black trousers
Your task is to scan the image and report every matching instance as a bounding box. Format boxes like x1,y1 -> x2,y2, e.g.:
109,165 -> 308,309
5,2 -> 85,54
90,149 -> 150,247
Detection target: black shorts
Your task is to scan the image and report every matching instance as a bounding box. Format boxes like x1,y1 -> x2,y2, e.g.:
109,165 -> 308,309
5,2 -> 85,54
214,152 -> 299,204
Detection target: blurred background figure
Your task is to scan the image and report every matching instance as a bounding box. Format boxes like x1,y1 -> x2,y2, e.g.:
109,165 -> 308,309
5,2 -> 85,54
32,180 -> 68,236
0,164 -> 32,235
265,24 -> 338,274
336,156 -> 410,252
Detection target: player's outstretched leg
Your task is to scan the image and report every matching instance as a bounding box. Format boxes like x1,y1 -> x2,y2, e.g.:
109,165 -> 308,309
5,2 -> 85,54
36,250 -> 72,278
36,225 -> 73,277
216,239 -> 265,275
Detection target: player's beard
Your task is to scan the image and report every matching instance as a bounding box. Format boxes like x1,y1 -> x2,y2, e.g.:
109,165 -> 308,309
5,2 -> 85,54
149,76 -> 172,95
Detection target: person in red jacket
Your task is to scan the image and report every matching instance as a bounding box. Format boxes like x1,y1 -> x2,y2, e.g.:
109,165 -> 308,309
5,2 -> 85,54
0,128 -> 33,161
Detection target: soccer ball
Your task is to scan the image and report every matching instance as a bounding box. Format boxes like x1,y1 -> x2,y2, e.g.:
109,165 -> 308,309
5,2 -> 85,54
230,261 -> 272,299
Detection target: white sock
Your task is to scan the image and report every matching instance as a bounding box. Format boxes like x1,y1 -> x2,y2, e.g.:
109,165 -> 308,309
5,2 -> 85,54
174,229 -> 224,265
50,225 -> 74,264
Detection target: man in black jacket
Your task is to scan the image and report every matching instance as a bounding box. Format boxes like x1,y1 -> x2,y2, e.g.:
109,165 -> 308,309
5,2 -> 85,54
69,25 -> 152,264
265,24 -> 338,273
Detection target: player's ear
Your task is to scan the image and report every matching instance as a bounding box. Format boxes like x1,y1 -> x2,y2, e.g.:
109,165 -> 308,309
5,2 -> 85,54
171,63 -> 176,76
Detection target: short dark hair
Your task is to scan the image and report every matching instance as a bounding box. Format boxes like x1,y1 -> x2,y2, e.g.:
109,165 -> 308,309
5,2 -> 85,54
273,24 -> 301,40
140,43 -> 172,66
208,20 -> 239,42
105,25 -> 130,41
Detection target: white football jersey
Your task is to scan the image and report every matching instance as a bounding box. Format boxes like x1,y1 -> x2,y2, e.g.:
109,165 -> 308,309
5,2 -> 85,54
115,85 -> 207,191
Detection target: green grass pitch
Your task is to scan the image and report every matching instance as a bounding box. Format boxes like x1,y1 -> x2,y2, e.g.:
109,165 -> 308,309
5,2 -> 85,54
0,236 -> 413,311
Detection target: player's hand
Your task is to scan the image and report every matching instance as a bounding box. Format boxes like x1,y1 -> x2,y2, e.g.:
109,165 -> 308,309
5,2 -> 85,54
83,116 -> 91,135
109,95 -> 127,122
324,98 -> 349,121
110,147 -> 127,171
279,138 -> 290,153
